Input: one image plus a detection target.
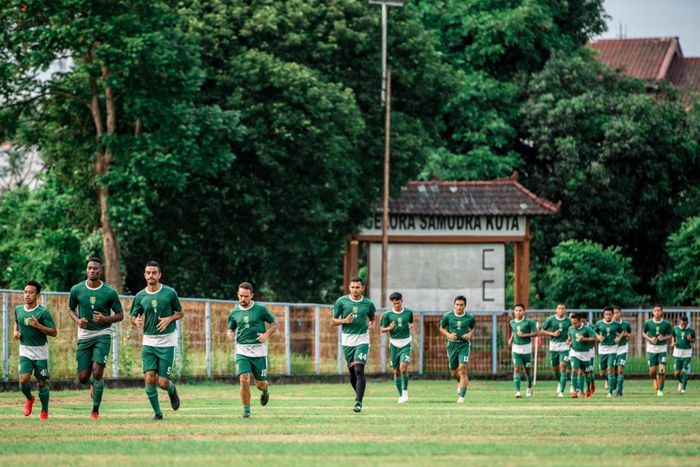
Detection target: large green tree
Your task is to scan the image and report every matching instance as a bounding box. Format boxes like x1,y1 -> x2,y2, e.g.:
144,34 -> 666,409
0,1 -> 236,291
654,217 -> 700,306
521,52 -> 700,297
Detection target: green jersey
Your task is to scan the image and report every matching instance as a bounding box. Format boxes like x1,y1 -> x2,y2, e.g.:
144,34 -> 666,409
568,324 -> 596,352
129,285 -> 182,342
616,320 -> 632,346
333,295 -> 376,346
595,319 -> 623,346
15,304 -> 55,348
440,311 -> 476,342
510,318 -> 537,346
673,326 -> 696,350
542,315 -> 571,347
380,308 -> 413,341
228,302 -> 276,345
69,281 -> 123,338
643,319 -> 673,343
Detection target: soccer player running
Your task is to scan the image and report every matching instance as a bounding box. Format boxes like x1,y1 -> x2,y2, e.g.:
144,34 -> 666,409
672,316 -> 696,394
540,303 -> 571,397
612,306 -> 632,397
68,257 -> 124,419
227,282 -> 277,418
130,261 -> 183,420
332,276 -> 376,413
595,307 -> 622,398
578,313 -> 596,395
14,281 -> 57,420
380,292 -> 414,403
642,305 -> 673,396
508,303 -> 538,398
567,313 -> 597,399
439,295 -> 476,403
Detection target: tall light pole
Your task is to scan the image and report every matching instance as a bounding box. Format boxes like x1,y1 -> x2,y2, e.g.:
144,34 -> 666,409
370,0 -> 403,308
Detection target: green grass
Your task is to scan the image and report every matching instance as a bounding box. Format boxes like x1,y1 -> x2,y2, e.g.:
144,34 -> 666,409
1,380 -> 699,465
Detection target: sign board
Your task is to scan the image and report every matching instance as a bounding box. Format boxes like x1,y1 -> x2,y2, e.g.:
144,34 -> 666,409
361,214 -> 526,237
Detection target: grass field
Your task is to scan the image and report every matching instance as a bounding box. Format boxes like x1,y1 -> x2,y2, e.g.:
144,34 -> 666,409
1,379 -> 699,466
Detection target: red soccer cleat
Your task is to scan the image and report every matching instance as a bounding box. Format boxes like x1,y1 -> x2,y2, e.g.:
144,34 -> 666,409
585,391 -> 591,399
23,396 -> 35,417
40,411 -> 49,420
590,381 -> 596,395
90,411 -> 100,420
571,392 -> 578,399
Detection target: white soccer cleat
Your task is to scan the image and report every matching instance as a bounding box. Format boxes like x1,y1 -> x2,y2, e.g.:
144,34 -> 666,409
526,388 -> 533,398
570,385 -> 574,394
680,389 -> 686,394
604,381 -> 609,390
657,390 -> 664,397
556,383 -> 562,394
678,383 -> 683,393
402,390 -> 409,402
606,393 -> 612,399
557,392 -> 564,398
457,396 -> 465,404
515,391 -> 522,398
398,396 -> 405,404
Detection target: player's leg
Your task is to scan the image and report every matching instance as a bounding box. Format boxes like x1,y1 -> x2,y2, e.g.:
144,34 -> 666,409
550,352 -> 560,394
143,346 -> 162,419
35,359 -> 50,419
90,335 -> 110,417
457,363 -> 468,402
674,356 -> 684,392
352,344 -> 369,412
584,360 -> 593,397
448,344 -> 461,395
616,353 -> 626,396
76,338 -> 94,385
155,346 -> 179,410
236,355 -> 253,418
524,354 -> 533,396
18,357 -> 35,416
251,356 -> 269,406
569,358 -> 581,397
681,358 -> 691,392
657,353 -> 667,395
558,356 -> 568,397
390,345 -> 402,398
513,353 -> 523,397
647,352 -> 658,391
399,358 -> 409,402
344,346 -> 357,392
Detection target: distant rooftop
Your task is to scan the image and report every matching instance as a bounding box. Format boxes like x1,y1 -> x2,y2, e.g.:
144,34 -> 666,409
377,173 -> 560,217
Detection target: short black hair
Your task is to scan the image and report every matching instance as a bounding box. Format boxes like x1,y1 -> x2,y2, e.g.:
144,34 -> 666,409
389,292 -> 402,301
653,304 -> 664,311
87,257 -> 102,266
570,312 -> 581,320
603,306 -> 614,313
350,276 -> 364,285
145,260 -> 161,272
238,282 -> 254,293
514,303 -> 525,310
25,280 -> 41,294
681,315 -> 689,322
454,295 -> 467,304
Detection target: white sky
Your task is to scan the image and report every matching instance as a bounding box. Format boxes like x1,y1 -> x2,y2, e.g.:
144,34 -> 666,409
597,0 -> 700,56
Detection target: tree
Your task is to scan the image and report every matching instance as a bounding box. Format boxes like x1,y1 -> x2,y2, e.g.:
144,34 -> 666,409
0,1 -> 237,291
521,51 -> 700,298
654,217 -> 700,305
545,239 -> 640,308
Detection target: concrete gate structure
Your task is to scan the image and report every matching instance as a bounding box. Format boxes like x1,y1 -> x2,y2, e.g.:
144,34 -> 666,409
343,174 -> 559,310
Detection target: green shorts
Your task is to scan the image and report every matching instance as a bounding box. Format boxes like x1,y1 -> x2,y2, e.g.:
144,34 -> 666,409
599,353 -> 616,372
142,345 -> 175,378
447,341 -> 471,370
616,353 -> 628,368
570,356 -> 586,370
18,356 -> 49,381
236,354 -> 268,381
674,357 -> 692,373
76,334 -> 111,373
512,352 -> 532,369
343,344 -> 369,367
584,360 -> 594,373
647,352 -> 667,368
550,350 -> 569,368
390,344 -> 412,369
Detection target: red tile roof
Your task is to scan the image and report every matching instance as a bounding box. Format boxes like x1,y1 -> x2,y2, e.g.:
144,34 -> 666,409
588,37 -> 680,80
381,173 -> 560,216
668,57 -> 700,94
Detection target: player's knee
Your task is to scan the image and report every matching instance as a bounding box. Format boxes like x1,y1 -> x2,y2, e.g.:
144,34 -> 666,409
399,363 -> 408,373
157,378 -> 169,390
354,364 -> 365,377
18,374 -> 31,384
37,379 -> 47,389
239,373 -> 251,385
78,374 -> 90,384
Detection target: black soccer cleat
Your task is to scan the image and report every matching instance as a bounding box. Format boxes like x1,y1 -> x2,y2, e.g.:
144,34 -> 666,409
260,392 -> 269,407
169,388 -> 180,411
153,413 -> 163,421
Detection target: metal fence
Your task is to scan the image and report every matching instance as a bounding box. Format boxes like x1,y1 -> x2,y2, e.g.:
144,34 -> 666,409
2,289 -> 699,380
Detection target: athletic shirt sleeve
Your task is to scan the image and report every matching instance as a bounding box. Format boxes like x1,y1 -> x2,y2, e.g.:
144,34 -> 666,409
227,309 -> 237,331
110,289 -> 124,314
332,298 -> 343,319
40,308 -> 56,330
380,313 -> 390,327
68,286 -> 78,310
263,307 -> 275,323
367,301 -> 376,320
170,289 -> 182,312
129,293 -> 144,317
440,313 -> 449,329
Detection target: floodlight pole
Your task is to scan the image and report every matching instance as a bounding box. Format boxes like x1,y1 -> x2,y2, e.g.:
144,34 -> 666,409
370,0 -> 404,105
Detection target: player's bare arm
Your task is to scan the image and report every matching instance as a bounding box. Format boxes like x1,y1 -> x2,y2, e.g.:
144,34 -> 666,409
28,316 -> 57,337
93,310 -> 124,325
156,310 -> 183,332
13,322 -> 20,339
68,307 -> 88,329
440,326 -> 457,342
256,321 -> 278,343
381,321 -> 396,333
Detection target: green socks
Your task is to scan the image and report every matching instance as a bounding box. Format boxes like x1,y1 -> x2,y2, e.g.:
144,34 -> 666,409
559,372 -> 567,393
682,373 -> 689,390
39,385 -> 49,412
20,382 -> 33,400
526,373 -> 533,388
243,405 -> 251,415
616,374 -> 624,393
607,374 -> 615,395
513,373 -> 521,391
402,373 -> 409,391
459,387 -> 467,397
167,381 -> 177,395
92,378 -> 105,408
395,375 -> 403,396
145,384 -> 161,415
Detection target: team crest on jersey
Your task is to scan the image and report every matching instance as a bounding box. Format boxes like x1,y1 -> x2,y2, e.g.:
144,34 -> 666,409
398,317 -> 403,326
90,296 -> 96,304
24,317 -> 31,326
352,306 -> 359,314
681,332 -> 685,339
151,299 -> 158,308
656,326 -> 660,334
244,316 -> 249,324
457,321 -> 462,329
559,323 -> 562,329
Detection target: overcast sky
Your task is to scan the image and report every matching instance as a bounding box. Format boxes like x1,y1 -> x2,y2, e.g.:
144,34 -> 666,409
596,0 -> 700,56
